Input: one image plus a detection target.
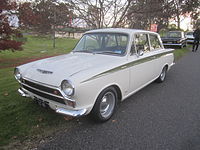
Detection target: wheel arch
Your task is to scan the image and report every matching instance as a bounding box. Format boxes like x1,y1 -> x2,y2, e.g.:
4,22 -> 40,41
94,83 -> 123,105
162,63 -> 169,72
164,64 -> 169,71
111,84 -> 122,102
90,83 -> 122,122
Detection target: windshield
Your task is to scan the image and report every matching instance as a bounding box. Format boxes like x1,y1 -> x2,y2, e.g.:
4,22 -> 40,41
73,33 -> 129,56
186,32 -> 193,35
167,32 -> 181,38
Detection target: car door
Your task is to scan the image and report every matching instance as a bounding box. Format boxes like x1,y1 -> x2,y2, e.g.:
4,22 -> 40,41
128,33 -> 158,93
148,33 -> 164,75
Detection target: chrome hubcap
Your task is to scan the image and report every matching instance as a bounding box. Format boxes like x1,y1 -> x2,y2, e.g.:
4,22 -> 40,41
160,68 -> 166,81
100,92 -> 115,118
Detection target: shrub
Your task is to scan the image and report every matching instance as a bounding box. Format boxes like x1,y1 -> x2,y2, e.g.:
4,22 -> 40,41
0,40 -> 23,51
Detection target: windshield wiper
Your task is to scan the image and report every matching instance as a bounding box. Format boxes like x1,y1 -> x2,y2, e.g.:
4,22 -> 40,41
95,51 -> 120,55
73,50 -> 93,53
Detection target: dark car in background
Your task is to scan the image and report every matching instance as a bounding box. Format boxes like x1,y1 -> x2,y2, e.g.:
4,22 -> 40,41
161,31 -> 187,48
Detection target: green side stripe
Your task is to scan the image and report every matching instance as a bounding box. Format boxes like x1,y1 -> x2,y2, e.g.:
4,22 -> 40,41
81,51 -> 173,83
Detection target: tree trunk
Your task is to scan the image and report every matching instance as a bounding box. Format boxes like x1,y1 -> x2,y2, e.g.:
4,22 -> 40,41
53,6 -> 56,48
177,14 -> 180,30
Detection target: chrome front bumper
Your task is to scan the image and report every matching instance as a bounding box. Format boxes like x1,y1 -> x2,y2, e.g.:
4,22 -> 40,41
18,88 -> 30,97
56,108 -> 87,117
18,88 -> 87,117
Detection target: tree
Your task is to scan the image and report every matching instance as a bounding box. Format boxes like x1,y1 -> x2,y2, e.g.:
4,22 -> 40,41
166,0 -> 200,29
18,0 -> 73,34
126,0 -> 200,31
18,0 -> 74,48
126,0 -> 173,31
0,0 -> 23,51
69,0 -> 131,28
18,2 -> 40,30
183,0 -> 200,28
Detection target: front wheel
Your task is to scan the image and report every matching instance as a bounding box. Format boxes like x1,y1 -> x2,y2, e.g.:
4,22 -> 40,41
90,87 -> 118,122
156,66 -> 167,83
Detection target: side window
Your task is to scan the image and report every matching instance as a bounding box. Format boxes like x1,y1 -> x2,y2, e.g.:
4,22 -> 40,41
135,33 -> 150,53
149,34 -> 162,50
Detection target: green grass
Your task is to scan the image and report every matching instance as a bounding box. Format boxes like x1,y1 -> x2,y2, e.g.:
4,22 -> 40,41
0,68 -> 77,149
173,46 -> 190,60
0,35 -> 190,148
0,36 -> 78,148
0,35 -> 78,68
1,35 -> 77,59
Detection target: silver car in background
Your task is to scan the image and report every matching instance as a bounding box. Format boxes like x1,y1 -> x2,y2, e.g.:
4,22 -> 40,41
185,31 -> 194,44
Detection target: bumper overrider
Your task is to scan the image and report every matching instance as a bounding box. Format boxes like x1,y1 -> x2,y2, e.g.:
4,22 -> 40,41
17,78 -> 87,117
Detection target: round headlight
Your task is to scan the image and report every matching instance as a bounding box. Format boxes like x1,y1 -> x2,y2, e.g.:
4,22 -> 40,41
14,68 -> 22,80
61,80 -> 74,97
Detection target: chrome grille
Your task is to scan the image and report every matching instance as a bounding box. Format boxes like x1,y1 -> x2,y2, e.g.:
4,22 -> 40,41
21,79 -> 65,104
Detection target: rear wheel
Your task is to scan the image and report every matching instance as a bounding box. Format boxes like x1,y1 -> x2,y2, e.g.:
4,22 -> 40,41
156,66 -> 167,83
90,87 -> 118,122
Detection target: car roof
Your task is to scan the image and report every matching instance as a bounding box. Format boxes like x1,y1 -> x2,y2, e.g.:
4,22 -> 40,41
85,28 -> 158,35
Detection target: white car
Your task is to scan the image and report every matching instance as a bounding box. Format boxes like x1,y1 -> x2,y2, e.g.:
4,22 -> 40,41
14,28 -> 174,122
185,31 -> 194,43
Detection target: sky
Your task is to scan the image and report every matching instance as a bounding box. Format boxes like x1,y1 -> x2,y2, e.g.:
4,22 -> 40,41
170,14 -> 193,31
9,0 -> 195,31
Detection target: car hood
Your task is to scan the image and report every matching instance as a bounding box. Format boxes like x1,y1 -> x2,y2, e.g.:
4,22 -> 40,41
19,52 -> 124,86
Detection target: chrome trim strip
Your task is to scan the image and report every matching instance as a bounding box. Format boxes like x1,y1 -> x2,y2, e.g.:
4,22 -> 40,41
81,51 -> 173,83
37,69 -> 53,74
56,108 -> 87,117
